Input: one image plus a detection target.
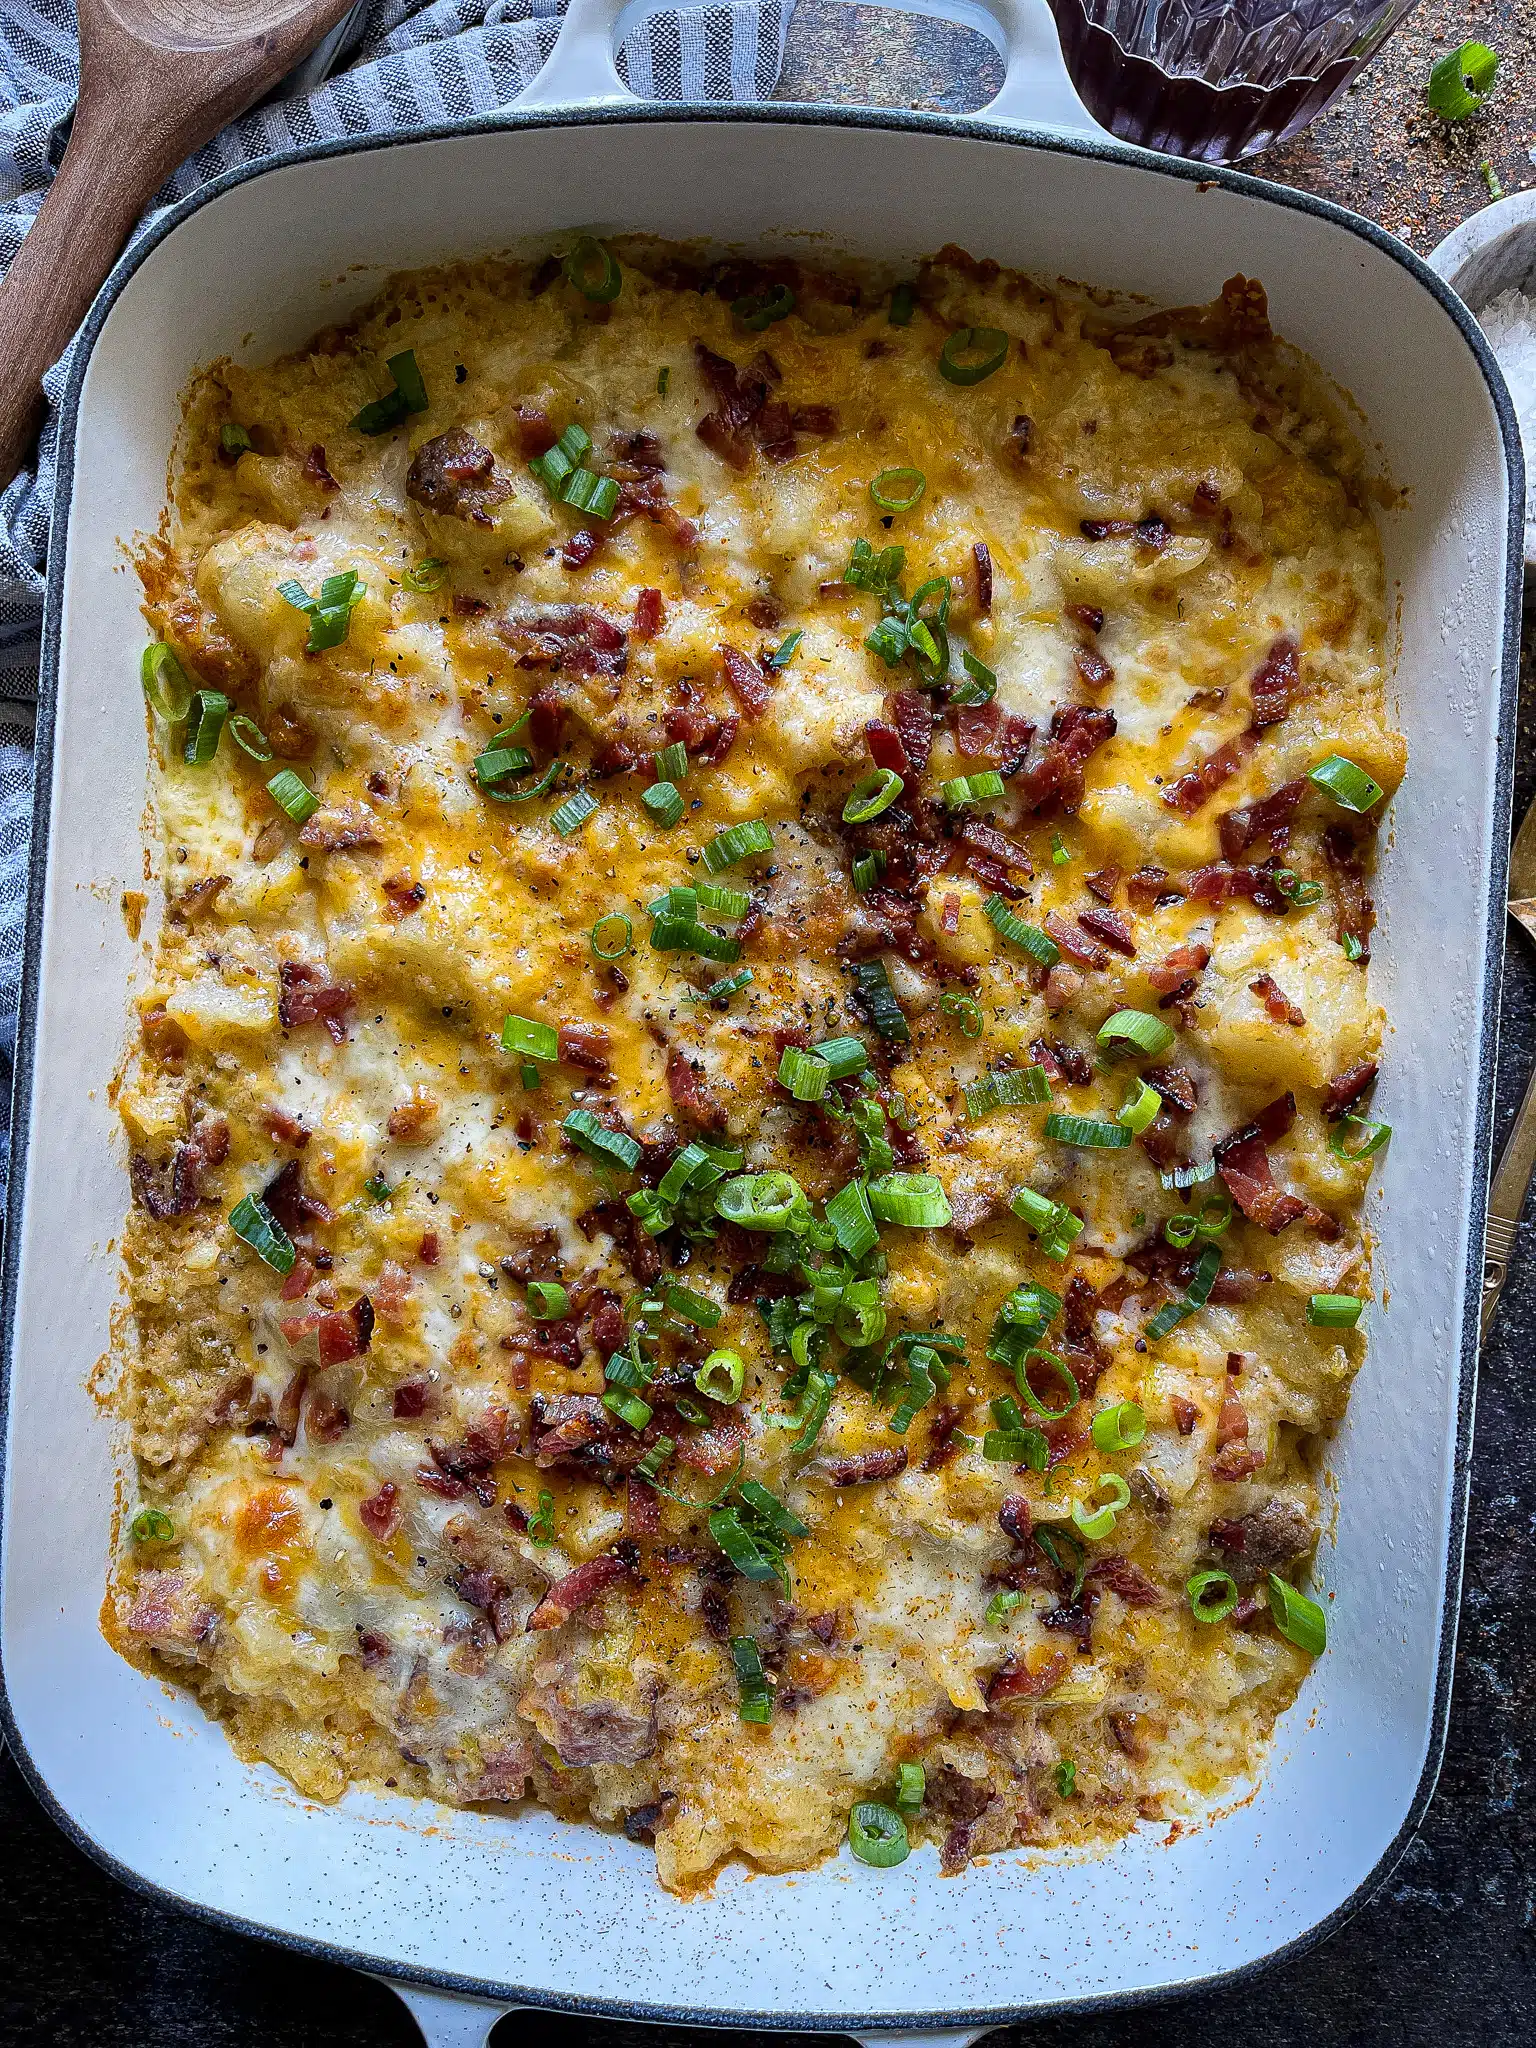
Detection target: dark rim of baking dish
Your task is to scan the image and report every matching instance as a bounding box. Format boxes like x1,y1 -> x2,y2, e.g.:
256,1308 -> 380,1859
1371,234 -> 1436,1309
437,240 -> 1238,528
0,95 -> 1521,2035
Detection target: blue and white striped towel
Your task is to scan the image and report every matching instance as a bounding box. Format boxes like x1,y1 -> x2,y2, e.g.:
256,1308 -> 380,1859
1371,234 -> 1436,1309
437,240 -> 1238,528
0,0 -> 798,1200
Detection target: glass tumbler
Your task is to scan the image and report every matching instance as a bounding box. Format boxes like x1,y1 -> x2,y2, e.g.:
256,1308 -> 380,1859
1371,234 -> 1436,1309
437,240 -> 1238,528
1044,0 -> 1424,163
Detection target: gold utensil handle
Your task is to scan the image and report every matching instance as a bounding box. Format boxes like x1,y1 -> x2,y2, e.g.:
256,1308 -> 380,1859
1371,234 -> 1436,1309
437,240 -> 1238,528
1482,1057 -> 1536,1343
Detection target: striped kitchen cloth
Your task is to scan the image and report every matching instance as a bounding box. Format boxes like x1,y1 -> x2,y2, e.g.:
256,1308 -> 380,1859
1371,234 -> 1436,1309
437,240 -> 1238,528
0,0 -> 797,1199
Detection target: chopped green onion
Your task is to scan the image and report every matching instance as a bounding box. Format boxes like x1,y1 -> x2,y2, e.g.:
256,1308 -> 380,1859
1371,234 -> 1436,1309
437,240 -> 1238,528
1145,1242 -> 1221,1341
825,1179 -> 879,1260
697,1349 -> 746,1403
730,1634 -> 774,1722
697,880 -> 751,918
703,820 -> 774,872
987,1589 -> 1025,1625
564,234 -> 622,302
1016,1347 -> 1079,1421
1308,754 -> 1384,812
843,769 -> 904,824
852,853 -> 880,893
654,742 -> 688,782
1343,932 -> 1365,962
806,1036 -> 863,1080
529,424 -> 590,494
229,1193 -> 296,1274
870,467 -> 927,513
520,1063 -> 541,1091
657,366 -> 671,395
278,568 -> 365,652
641,781 -> 685,827
893,1761 -> 925,1810
561,468 -> 621,521
219,422 -> 253,458
183,689 -> 230,766
1118,1078 -> 1161,1134
1426,40 -> 1499,119
527,1282 -> 570,1319
1051,832 -> 1071,867
790,1365 -> 839,1453
1160,1160 -> 1217,1191
1308,1292 -> 1364,1328
983,1396 -> 1049,1468
844,537 -> 907,599
1044,1112 -> 1132,1149
484,757 -> 565,807
131,1506 -> 175,1544
141,642 -> 193,723
1273,868 -> 1325,908
501,1015 -> 559,1062
563,1107 -> 642,1173
664,1283 -> 722,1329
1056,1758 -> 1077,1797
350,349 -> 428,434
526,1489 -> 556,1544
715,1170 -> 806,1232
1268,1573 -> 1327,1654
1187,1568 -> 1239,1624
1097,1009 -> 1176,1059
634,1436 -> 677,1484
983,894 -> 1060,966
551,787 -> 599,837
779,1046 -> 830,1101
1329,1113 -> 1391,1161
1009,1186 -> 1084,1261
851,959 -> 910,1042
1165,1212 -> 1199,1250
942,770 -> 1005,809
766,631 -> 802,670
1091,1402 -> 1146,1453
951,649 -> 997,706
363,1172 -> 395,1203
888,282 -> 916,327
228,714 -> 272,762
403,557 -> 449,593
603,1388 -> 653,1431
266,769 -> 319,824
848,1801 -> 909,1867
1071,1471 -> 1131,1541
940,992 -> 985,1038
939,326 -> 1009,385
733,283 -> 795,330
1195,1188 -> 1232,1237
590,912 -> 633,960
867,1173 -> 953,1229
475,743 -> 535,786
986,1282 -> 1061,1368
965,1066 -> 1052,1118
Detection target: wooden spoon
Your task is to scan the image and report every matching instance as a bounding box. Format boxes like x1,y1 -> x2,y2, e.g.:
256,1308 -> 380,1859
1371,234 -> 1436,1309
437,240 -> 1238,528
0,0 -> 360,492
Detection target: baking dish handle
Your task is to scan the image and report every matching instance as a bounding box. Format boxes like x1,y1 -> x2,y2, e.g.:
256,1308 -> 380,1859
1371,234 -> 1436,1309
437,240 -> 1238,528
381,1980 -> 516,2046
516,0 -> 1103,138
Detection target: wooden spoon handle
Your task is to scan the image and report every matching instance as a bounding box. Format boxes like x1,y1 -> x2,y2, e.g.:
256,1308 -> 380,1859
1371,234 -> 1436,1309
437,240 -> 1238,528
0,111 -> 167,494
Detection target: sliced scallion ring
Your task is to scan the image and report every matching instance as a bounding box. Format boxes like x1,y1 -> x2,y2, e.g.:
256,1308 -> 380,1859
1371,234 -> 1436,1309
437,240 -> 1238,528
641,781 -> 684,827
526,1281 -> 569,1320
1308,754 -> 1384,812
590,912 -> 633,960
485,758 -> 564,806
563,1107 -> 643,1173
266,769 -> 319,824
1016,1347 -> 1079,1421
501,1014 -> 558,1062
983,894 -> 1060,966
696,1349 -> 746,1403
1118,1078 -> 1162,1134
563,234 -> 622,303
141,642 -> 192,724
1044,1112 -> 1133,1149
779,1045 -> 831,1102
1090,1401 -> 1146,1453
867,1172 -> 953,1229
229,1192 -> 297,1274
1268,1573 -> 1327,1654
1308,1292 -> 1364,1328
654,741 -> 688,782
942,770 -> 1005,810
1097,1008 -> 1176,1059
1328,1112 -> 1391,1161
870,467 -> 927,513
403,557 -> 449,593
228,714 -> 272,762
183,689 -> 231,766
848,1800 -> 910,1867
940,991 -> 985,1038
703,819 -> 774,872
939,326 -> 1009,386
1187,1568 -> 1239,1624
825,1179 -> 879,1260
714,1170 -> 806,1231
950,649 -> 997,706
843,769 -> 904,824
733,283 -> 795,331
551,787 -> 599,837
893,1761 -> 925,1810
1071,1472 -> 1131,1541
131,1506 -> 175,1544
813,1035 -> 869,1078
219,422 -> 252,459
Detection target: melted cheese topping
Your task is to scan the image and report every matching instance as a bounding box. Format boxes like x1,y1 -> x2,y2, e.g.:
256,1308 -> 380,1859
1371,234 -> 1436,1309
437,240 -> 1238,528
110,244 -> 1401,1892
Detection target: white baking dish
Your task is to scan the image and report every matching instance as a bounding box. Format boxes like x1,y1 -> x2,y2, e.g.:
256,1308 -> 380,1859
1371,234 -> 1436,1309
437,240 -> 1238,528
0,1 -> 1522,2041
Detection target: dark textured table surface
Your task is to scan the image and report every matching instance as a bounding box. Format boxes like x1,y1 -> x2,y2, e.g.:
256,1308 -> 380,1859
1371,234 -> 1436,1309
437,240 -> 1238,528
5,6 -> 1535,2043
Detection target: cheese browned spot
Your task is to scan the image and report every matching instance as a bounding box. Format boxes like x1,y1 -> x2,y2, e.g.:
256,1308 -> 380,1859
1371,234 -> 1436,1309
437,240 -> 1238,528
109,242 -> 1399,1893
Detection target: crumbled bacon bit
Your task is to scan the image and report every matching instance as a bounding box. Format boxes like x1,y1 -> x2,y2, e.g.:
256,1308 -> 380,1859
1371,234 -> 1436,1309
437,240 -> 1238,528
393,1378 -> 431,1419
1251,973 -> 1305,1026
940,893 -> 960,934
666,1047 -> 726,1130
558,1022 -> 613,1078
1073,645 -> 1114,690
1162,730 -> 1257,814
718,643 -> 771,717
382,874 -> 425,918
1147,941 -> 1210,994
1044,911 -> 1108,970
1078,905 -> 1136,956
561,529 -> 602,571
1066,603 -> 1105,634
921,1404 -> 964,1472
973,541 -> 993,612
1084,865 -> 1122,902
1324,1060 -> 1378,1119
303,444 -> 338,492
634,587 -> 664,640
1127,865 -> 1179,911
527,1552 -> 632,1631
1249,634 -> 1299,726
987,1648 -> 1070,1704
819,1447 -> 908,1486
1218,779 -> 1305,861
1171,1396 -> 1199,1435
866,720 -> 908,776
278,961 -> 354,1044
316,1297 -> 374,1366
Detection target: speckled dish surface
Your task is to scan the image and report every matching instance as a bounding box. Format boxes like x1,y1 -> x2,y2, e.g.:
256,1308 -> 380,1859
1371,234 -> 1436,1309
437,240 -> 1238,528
0,3 -> 1522,2033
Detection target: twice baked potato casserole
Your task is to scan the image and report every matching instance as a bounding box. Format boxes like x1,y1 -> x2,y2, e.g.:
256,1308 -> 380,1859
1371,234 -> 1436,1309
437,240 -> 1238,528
110,239 -> 1402,1892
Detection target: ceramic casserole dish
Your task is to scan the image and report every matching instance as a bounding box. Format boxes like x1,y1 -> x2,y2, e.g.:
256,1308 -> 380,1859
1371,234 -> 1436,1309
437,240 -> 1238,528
0,0 -> 1523,2040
